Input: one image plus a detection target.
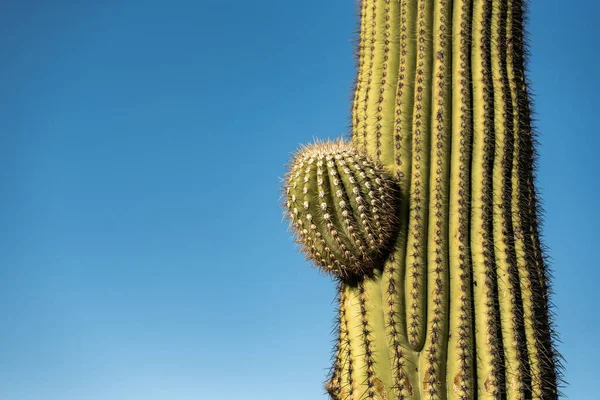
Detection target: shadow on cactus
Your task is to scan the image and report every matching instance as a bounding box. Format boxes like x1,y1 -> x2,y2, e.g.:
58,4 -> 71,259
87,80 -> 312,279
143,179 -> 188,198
281,0 -> 563,399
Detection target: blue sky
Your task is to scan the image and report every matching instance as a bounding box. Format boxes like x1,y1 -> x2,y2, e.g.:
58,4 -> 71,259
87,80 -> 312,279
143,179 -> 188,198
1,1 -> 597,399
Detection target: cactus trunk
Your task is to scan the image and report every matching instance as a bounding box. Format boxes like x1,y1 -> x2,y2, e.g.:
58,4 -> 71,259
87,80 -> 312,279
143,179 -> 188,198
283,0 -> 562,399
331,0 -> 561,398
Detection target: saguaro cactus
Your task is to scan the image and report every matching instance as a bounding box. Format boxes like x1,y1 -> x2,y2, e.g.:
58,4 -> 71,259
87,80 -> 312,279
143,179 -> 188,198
282,1 -> 562,399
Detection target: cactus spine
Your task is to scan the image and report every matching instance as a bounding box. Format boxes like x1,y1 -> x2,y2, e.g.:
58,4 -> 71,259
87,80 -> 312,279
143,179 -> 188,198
283,0 -> 562,399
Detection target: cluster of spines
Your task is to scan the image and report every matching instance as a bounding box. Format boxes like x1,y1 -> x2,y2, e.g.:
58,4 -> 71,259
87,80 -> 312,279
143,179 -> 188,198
301,0 -> 563,399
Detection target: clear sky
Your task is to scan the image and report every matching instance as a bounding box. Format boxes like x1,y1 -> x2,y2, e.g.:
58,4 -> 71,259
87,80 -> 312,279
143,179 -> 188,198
1,1 -> 597,399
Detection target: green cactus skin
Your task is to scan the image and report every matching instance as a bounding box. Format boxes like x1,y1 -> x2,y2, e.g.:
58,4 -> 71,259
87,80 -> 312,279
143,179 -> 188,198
283,0 -> 562,399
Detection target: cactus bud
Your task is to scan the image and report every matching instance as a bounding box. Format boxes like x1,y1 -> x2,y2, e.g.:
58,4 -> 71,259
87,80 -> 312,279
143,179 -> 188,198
283,141 -> 400,280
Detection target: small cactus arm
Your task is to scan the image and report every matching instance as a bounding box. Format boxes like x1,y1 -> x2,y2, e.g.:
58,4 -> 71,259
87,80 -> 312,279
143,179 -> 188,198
285,142 -> 401,281
282,1 -> 563,399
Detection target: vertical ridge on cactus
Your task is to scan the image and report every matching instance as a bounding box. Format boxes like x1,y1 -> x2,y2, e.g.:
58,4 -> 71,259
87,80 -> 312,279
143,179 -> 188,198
281,0 -> 562,398
446,1 -> 475,398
